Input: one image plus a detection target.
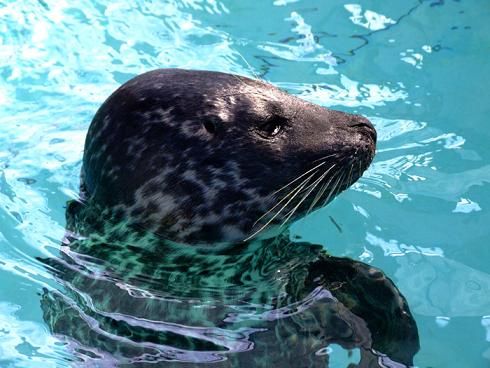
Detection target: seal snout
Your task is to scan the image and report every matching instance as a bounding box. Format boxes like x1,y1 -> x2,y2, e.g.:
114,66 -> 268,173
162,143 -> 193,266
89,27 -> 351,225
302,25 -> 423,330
347,115 -> 377,145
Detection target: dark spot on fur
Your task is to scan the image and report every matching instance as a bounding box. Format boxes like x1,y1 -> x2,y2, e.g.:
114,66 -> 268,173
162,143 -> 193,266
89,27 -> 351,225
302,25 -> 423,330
130,206 -> 145,218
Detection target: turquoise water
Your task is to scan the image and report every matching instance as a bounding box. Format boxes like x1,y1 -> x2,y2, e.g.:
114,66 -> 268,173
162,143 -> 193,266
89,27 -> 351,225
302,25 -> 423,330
0,0 -> 489,367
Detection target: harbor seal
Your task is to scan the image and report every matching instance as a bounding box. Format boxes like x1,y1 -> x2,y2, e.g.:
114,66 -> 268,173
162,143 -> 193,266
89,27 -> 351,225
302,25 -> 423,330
40,69 -> 419,367
77,68 -> 376,244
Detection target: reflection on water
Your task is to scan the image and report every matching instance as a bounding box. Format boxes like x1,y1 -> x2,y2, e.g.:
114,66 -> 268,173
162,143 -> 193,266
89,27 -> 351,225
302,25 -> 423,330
39,201 -> 419,367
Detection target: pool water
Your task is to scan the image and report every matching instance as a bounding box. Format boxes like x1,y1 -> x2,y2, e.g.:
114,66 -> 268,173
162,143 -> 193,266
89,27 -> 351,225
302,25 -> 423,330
0,0 -> 489,367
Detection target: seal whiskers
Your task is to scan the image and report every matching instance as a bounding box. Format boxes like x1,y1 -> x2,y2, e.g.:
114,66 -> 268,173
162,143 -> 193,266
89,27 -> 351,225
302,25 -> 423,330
252,170 -> 318,229
247,160 -> 340,240
244,171 -> 317,241
280,168 -> 332,227
271,161 -> 326,197
248,159 -> 341,239
306,164 -> 338,214
322,171 -> 346,208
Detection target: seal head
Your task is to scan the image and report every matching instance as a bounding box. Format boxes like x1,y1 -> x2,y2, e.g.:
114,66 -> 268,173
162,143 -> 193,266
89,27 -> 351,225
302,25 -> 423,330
81,69 -> 376,244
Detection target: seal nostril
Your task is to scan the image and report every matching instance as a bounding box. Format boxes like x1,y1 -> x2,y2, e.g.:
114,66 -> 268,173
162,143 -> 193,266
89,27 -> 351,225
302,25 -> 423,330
350,122 -> 371,129
347,116 -> 373,129
348,119 -> 377,143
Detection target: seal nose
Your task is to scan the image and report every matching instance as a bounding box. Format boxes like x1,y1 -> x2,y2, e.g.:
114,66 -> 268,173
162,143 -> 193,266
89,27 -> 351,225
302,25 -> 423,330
347,115 -> 377,144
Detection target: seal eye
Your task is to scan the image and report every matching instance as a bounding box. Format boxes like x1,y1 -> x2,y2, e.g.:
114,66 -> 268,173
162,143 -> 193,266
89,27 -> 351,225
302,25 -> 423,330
203,121 -> 216,134
257,116 -> 287,139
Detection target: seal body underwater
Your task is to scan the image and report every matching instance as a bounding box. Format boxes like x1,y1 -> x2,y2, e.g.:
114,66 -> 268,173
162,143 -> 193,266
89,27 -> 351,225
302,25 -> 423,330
41,69 -> 419,367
